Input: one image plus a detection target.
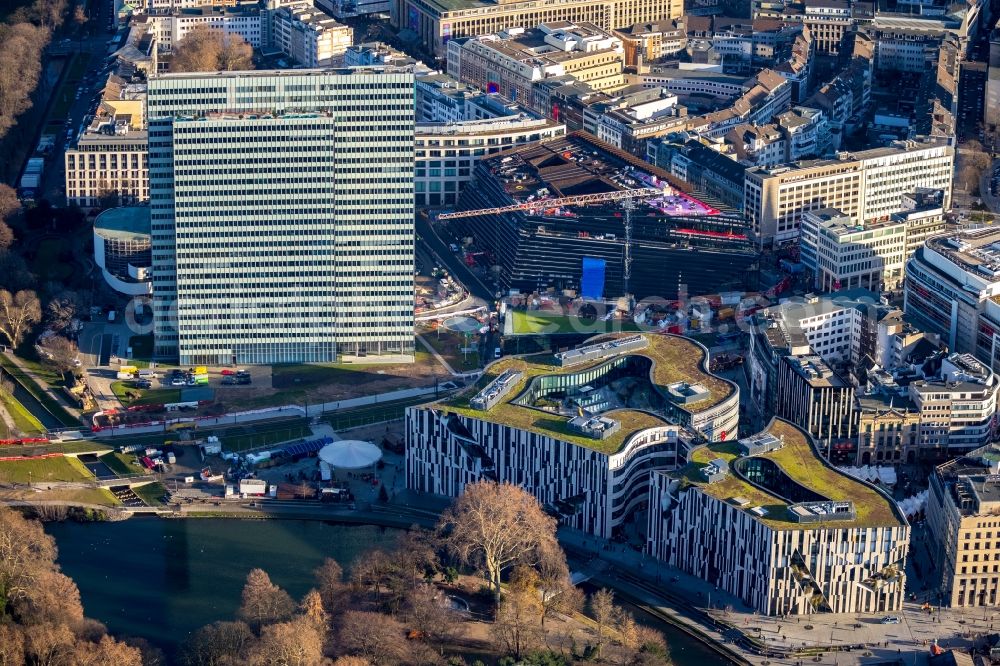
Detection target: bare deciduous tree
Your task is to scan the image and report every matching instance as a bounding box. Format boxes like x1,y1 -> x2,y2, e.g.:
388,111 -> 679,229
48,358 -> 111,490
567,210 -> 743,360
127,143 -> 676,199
590,588 -> 616,658
0,23 -> 49,140
237,569 -> 295,632
46,290 -> 84,334
253,617 -> 323,666
403,583 -> 461,653
171,25 -> 253,73
338,610 -> 407,666
492,572 -> 543,659
313,557 -> 348,615
536,551 -> 583,627
0,506 -> 58,618
0,623 -> 24,666
0,289 -> 41,350
350,548 -> 396,602
437,480 -> 560,598
39,335 -> 78,371
69,634 -> 144,666
298,589 -> 328,633
0,223 -> 13,252
218,33 -> 253,71
183,621 -> 255,666
0,185 -> 20,222
23,621 -> 75,665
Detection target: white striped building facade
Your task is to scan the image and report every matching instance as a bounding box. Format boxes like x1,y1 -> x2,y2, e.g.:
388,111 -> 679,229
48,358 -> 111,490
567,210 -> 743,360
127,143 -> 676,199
406,407 -> 690,539
647,469 -> 910,615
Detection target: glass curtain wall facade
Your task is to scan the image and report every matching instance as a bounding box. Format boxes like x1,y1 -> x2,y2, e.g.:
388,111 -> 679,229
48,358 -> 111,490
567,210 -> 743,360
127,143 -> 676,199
147,69 -> 415,365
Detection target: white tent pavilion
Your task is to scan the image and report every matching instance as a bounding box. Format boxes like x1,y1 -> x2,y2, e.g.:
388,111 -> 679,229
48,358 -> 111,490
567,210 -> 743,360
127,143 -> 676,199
318,440 -> 382,470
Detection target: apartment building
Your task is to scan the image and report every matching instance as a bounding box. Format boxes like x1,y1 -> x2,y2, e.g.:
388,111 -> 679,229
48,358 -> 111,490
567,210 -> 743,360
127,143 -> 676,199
744,138 -> 954,247
146,69 -> 415,364
65,75 -> 149,208
648,418 -> 909,615
927,445 -> 1000,608
406,334 -> 738,538
391,0 -> 683,58
447,22 -> 626,108
414,115 -> 566,206
687,69 -> 792,139
799,208 -> 907,292
271,3 -> 351,67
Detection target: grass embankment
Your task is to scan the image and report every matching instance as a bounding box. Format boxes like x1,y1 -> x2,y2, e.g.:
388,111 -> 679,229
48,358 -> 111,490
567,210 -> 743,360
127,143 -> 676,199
98,451 -> 144,476
321,395 -> 438,430
0,456 -> 92,484
217,419 -> 312,452
133,482 -> 167,506
37,488 -> 121,506
0,355 -> 78,427
0,391 -> 44,435
224,351 -> 439,411
111,380 -> 181,406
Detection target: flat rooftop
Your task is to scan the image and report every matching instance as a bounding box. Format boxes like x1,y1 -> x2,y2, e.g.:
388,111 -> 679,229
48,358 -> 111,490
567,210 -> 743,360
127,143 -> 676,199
673,419 -> 906,529
484,132 -> 721,217
433,332 -> 735,454
94,206 -> 151,241
926,227 -> 1000,279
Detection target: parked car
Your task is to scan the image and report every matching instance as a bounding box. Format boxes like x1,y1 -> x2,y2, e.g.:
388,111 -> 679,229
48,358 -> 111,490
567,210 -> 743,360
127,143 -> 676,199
880,616 -> 901,625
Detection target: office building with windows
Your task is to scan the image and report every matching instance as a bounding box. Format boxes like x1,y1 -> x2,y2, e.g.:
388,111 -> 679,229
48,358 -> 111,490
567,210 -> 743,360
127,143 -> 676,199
648,418 -> 909,615
744,138 -> 953,248
406,333 -> 739,538
147,68 -> 415,364
905,227 -> 1000,372
927,444 -> 1000,607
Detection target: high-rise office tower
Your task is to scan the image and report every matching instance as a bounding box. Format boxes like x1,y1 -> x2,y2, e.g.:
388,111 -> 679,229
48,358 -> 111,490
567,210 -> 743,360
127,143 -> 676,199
147,69 -> 415,365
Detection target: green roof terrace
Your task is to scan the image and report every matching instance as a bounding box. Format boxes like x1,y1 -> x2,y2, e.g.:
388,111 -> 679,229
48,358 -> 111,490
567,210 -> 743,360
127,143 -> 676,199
673,419 -> 906,530
432,333 -> 735,454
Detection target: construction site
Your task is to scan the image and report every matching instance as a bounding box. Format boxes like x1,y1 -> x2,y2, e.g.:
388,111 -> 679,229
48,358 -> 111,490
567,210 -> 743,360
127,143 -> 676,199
440,132 -> 761,301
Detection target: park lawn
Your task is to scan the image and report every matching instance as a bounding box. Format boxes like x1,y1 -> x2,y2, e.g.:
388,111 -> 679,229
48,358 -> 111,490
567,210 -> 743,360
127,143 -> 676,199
133,482 -> 167,506
510,310 -> 641,336
270,350 -> 437,389
99,451 -> 143,476
0,355 -> 79,427
32,238 -> 74,282
418,330 -> 481,372
321,395 -> 438,430
111,381 -> 181,407
217,419 -> 312,452
0,391 -> 44,435
0,456 -> 93,484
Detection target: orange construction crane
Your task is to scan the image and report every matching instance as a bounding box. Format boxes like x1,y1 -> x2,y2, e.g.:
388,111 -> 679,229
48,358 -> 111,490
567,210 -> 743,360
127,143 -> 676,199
436,187 -> 663,220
